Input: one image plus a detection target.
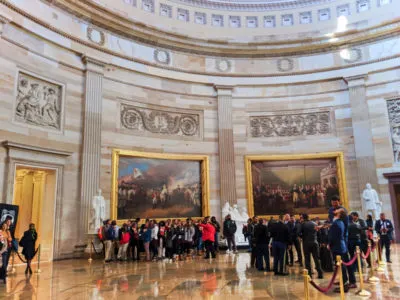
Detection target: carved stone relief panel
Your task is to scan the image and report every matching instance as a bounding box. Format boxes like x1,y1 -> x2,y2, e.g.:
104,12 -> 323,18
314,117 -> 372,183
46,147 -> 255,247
386,98 -> 400,163
250,110 -> 331,138
14,71 -> 64,132
120,102 -> 202,138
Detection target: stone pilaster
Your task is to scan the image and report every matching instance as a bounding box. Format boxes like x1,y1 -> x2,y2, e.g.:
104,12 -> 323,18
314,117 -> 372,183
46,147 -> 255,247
215,85 -> 237,208
345,75 -> 379,212
80,56 -> 104,235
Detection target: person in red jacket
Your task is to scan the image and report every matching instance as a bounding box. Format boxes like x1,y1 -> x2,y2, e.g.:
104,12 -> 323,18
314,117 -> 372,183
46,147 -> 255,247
198,216 -> 216,259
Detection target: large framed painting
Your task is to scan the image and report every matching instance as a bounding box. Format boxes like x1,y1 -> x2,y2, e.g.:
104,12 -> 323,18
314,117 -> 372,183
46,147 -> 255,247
111,149 -> 210,221
245,152 -> 348,219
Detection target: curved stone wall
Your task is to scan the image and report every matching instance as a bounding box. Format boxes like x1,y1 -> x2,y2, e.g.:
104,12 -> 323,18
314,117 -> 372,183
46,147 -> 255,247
0,0 -> 399,258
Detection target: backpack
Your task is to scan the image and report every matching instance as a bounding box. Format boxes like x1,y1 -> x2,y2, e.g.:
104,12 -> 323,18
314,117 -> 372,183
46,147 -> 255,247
97,226 -> 104,241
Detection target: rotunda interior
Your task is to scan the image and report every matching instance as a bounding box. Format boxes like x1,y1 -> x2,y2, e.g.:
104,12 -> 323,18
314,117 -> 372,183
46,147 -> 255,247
0,0 -> 399,298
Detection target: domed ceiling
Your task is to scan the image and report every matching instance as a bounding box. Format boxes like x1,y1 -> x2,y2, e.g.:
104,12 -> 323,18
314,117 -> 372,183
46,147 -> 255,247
169,0 -> 335,11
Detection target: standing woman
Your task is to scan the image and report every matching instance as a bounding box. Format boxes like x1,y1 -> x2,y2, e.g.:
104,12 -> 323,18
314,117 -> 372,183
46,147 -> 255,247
19,223 -> 38,275
0,218 -> 12,281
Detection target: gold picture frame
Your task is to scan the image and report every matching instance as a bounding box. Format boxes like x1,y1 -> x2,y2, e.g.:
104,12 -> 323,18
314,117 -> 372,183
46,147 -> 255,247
245,152 -> 348,220
111,149 -> 210,222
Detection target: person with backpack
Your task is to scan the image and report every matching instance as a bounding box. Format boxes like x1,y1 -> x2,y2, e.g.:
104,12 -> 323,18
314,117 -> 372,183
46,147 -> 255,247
104,220 -> 116,263
158,221 -> 167,259
223,214 -> 237,254
243,218 -> 254,252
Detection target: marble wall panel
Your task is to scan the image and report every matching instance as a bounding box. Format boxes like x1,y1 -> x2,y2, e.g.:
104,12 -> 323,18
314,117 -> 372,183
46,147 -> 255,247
0,39 -> 83,258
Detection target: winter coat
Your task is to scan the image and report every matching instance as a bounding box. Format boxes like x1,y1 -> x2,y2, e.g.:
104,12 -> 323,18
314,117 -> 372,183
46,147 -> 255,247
184,225 -> 195,242
223,219 -> 237,237
199,223 -> 215,242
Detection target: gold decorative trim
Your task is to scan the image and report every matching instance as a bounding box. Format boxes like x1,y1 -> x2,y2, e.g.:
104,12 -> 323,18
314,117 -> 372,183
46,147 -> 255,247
244,152 -> 349,220
111,149 -> 210,223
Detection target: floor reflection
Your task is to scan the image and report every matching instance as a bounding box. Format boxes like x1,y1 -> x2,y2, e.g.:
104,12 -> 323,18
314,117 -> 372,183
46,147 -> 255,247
0,245 -> 399,299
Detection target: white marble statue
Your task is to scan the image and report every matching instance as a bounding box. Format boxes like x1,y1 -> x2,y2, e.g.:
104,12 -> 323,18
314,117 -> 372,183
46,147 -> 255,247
362,183 -> 382,220
240,207 -> 250,221
221,202 -> 248,246
89,189 -> 106,233
222,202 -> 231,218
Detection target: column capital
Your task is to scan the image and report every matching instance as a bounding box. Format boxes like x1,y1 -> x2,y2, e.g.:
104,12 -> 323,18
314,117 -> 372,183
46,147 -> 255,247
343,74 -> 368,88
81,55 -> 106,74
214,85 -> 234,96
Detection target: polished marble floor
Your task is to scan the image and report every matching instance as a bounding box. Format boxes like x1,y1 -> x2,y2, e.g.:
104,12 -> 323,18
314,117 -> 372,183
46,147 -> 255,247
0,245 -> 399,300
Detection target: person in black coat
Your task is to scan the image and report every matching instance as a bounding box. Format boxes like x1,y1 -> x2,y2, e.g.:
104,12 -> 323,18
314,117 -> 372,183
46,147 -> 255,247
19,223 -> 38,275
254,219 -> 271,272
270,215 -> 289,276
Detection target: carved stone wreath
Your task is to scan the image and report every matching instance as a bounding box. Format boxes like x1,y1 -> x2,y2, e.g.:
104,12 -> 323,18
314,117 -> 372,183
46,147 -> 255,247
276,58 -> 294,72
121,104 -> 199,137
250,111 -> 331,137
154,49 -> 171,64
87,27 -> 105,46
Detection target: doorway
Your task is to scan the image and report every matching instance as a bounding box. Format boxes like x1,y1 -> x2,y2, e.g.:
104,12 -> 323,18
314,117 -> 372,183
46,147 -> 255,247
383,172 -> 400,243
12,166 -> 57,262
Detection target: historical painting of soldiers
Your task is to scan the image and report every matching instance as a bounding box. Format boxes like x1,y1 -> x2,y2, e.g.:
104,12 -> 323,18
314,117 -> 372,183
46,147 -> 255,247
113,151 -> 209,220
249,157 -> 342,216
14,72 -> 63,130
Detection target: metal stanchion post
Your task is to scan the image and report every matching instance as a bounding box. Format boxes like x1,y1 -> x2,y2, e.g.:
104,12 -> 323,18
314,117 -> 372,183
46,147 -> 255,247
356,246 -> 371,296
35,244 -> 41,274
368,241 -> 379,283
375,238 -> 385,272
336,255 -> 345,300
9,251 -> 16,274
88,239 -> 93,263
303,269 -> 310,300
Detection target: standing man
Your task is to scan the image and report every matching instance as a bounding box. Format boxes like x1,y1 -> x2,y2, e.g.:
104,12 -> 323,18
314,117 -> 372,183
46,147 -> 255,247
329,209 -> 356,293
350,212 -> 369,267
375,213 -> 393,263
254,218 -> 270,272
223,214 -> 237,254
210,216 -> 220,252
300,214 -> 323,279
270,215 -> 289,276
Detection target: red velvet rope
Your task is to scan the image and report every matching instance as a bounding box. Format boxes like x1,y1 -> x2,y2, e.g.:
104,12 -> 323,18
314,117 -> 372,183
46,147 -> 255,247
309,265 -> 339,293
341,253 -> 358,266
360,246 -> 372,260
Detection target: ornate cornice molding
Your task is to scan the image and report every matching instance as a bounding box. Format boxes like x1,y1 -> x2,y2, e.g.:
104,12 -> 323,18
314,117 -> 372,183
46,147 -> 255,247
169,0 -> 337,12
31,0 -> 400,57
2,141 -> 73,157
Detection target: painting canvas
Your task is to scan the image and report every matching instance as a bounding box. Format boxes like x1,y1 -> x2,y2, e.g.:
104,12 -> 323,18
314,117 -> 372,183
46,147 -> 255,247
0,203 -> 19,236
246,153 -> 347,217
113,150 -> 209,220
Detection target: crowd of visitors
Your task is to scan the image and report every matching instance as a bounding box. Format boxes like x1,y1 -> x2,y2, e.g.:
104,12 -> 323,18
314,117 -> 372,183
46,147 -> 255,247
97,194 -> 394,294
98,215 -> 228,263
0,194 -> 395,292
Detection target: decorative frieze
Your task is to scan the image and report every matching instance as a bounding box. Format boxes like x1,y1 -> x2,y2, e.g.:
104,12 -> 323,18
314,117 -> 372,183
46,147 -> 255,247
386,98 -> 400,163
14,71 -> 64,131
250,111 -> 331,137
120,103 -> 200,137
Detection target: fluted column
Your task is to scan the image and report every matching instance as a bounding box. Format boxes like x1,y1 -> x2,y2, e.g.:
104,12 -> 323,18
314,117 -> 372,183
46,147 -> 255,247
345,75 -> 379,212
215,85 -> 237,207
80,56 -> 104,235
